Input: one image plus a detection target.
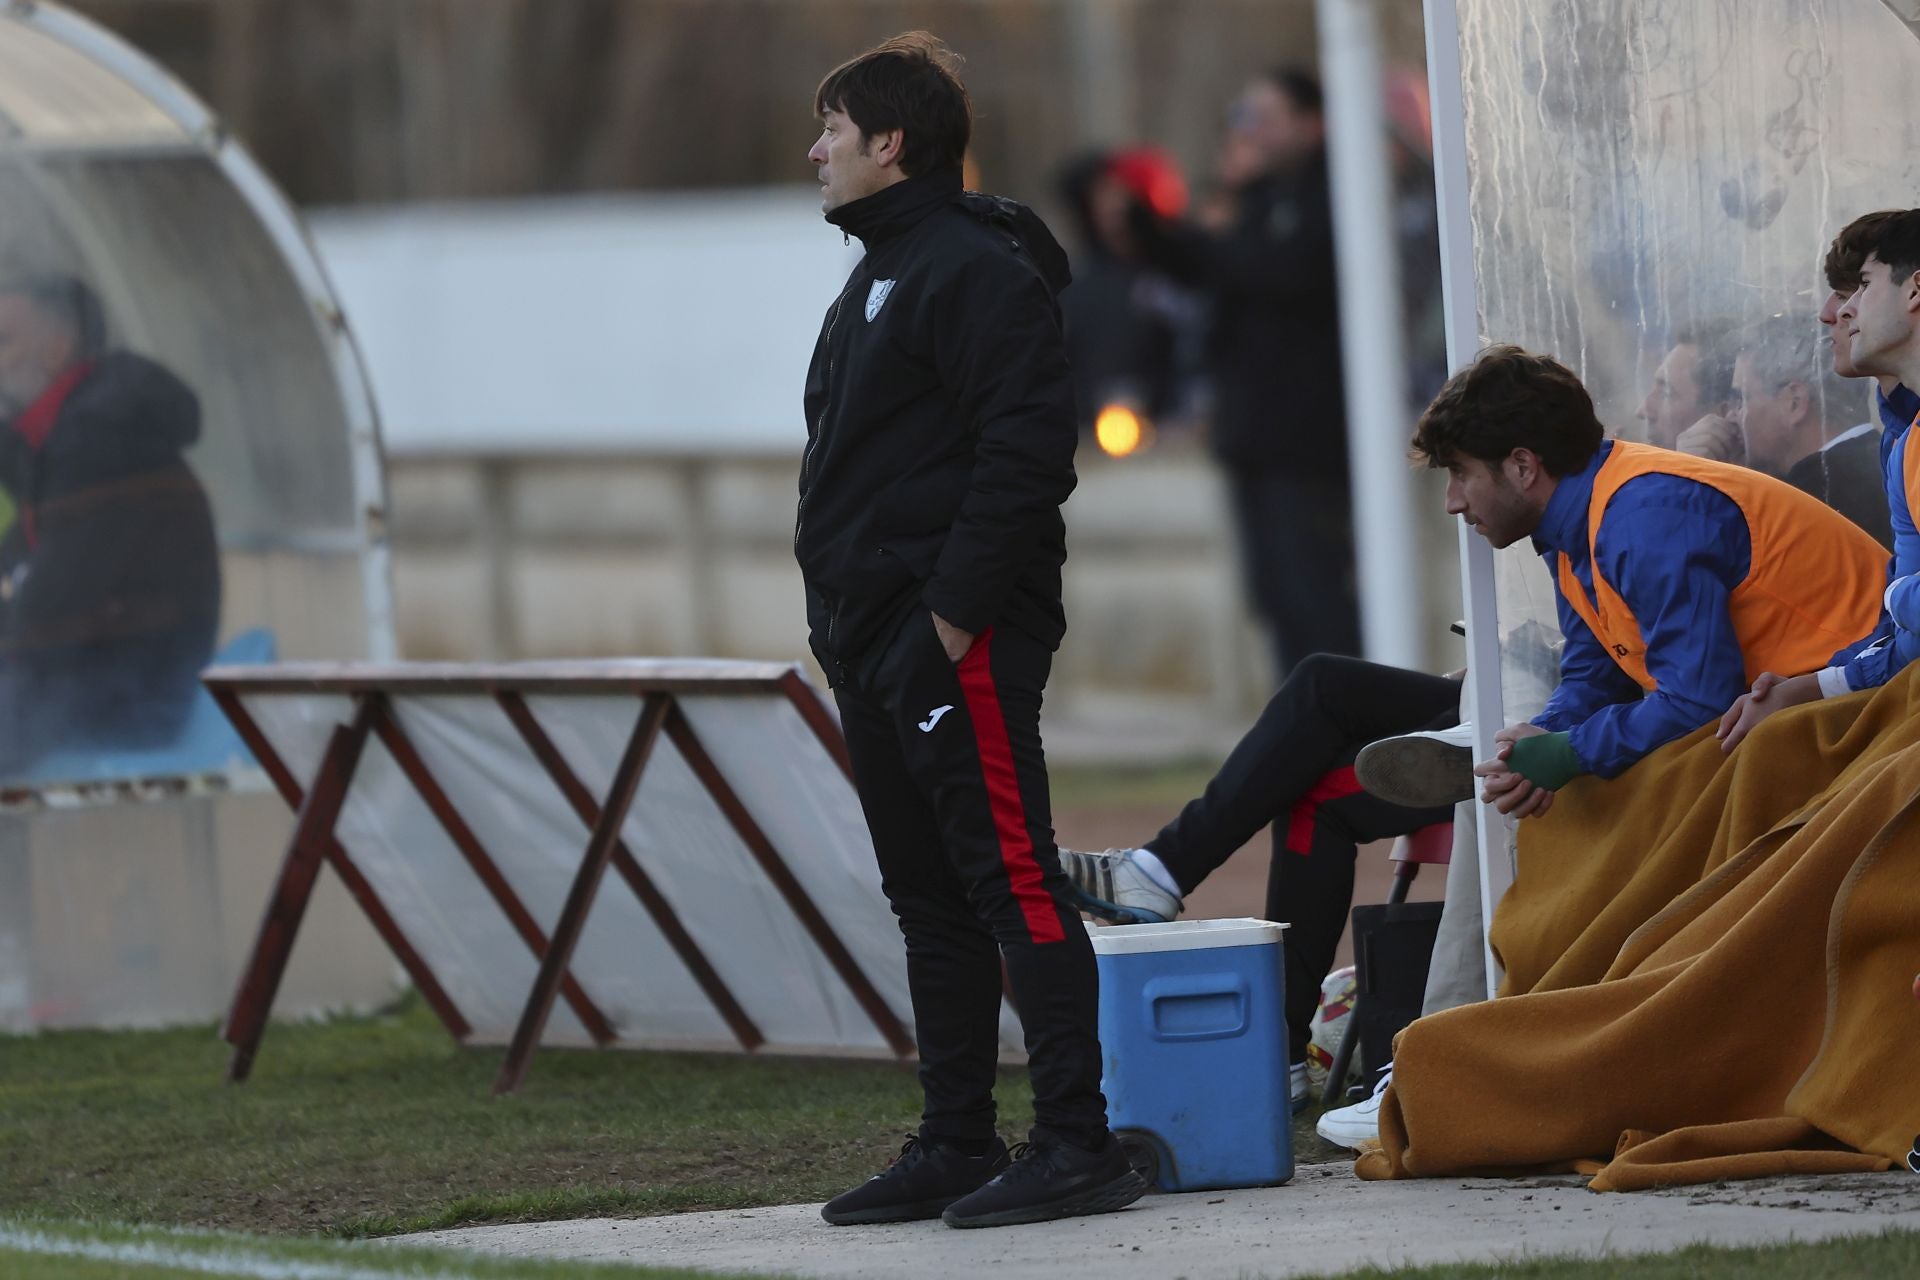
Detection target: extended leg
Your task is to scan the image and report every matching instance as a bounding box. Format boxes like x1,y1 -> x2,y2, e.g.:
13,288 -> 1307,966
1149,655 -> 1460,893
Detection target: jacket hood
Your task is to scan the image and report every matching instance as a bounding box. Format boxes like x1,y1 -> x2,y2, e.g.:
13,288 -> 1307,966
59,351 -> 202,460
953,190 -> 1074,295
828,169 -> 1073,297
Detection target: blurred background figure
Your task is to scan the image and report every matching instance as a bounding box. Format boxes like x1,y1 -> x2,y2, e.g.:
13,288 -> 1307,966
0,274 -> 220,774
1382,66 -> 1447,408
1129,67 -> 1357,682
1056,147 -> 1207,445
1727,311 -> 1889,547
1636,320 -> 1736,450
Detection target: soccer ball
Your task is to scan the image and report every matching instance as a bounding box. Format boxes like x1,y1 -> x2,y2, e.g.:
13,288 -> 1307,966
1304,965 -> 1357,1091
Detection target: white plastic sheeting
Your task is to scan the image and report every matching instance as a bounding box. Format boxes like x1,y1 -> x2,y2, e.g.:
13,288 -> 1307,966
0,17 -> 186,146
233,672 -> 1025,1057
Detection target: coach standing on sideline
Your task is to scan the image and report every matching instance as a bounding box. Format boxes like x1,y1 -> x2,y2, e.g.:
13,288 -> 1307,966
796,33 -> 1145,1230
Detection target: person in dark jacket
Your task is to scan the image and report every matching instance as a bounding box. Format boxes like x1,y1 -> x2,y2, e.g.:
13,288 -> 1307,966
1132,67 -> 1357,679
1639,320 -> 1737,452
1727,311 -> 1891,548
798,34 -> 1145,1230
0,275 -> 220,774
1056,148 -> 1204,437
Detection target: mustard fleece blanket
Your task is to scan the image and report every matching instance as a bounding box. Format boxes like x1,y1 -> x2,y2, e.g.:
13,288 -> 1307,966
1356,664 -> 1920,1189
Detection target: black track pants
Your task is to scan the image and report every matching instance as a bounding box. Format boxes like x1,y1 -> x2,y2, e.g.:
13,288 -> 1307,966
835,613 -> 1106,1149
1145,654 -> 1460,1059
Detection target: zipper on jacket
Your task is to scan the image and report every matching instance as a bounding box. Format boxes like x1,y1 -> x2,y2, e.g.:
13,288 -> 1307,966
797,273 -> 857,654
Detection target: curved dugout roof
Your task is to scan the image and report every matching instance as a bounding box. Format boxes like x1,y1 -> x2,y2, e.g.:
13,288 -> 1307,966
0,3 -> 394,789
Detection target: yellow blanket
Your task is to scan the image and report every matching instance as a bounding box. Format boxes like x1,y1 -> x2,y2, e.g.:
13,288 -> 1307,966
1356,665 -> 1920,1189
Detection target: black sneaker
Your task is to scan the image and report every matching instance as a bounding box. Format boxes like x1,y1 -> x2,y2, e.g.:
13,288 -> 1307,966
941,1133 -> 1148,1229
821,1134 -> 1011,1225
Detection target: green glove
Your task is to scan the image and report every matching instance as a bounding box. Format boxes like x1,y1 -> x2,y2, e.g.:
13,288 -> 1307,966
1505,731 -> 1583,791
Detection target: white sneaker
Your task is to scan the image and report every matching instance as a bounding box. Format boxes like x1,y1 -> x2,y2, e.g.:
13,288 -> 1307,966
1316,1065 -> 1391,1150
1059,847 -> 1182,924
1354,723 -> 1476,809
1289,1061 -> 1309,1116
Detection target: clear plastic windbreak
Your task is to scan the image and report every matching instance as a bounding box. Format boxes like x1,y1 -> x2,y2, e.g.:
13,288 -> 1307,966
0,137 -> 365,787
1451,0 -> 1920,722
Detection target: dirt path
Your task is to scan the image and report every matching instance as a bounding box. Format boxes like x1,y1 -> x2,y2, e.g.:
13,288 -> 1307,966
398,1165 -> 1920,1279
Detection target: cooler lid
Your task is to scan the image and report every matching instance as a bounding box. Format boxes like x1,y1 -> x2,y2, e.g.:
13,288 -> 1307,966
1085,917 -> 1287,955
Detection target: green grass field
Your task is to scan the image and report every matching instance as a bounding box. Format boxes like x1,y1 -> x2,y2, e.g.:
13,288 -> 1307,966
1049,758 -> 1222,811
0,994 -> 977,1237
0,993 -> 1346,1239
2,999 -> 1918,1278
0,1217 -> 747,1279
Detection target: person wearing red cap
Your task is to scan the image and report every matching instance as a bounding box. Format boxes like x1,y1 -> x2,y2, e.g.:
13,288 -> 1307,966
1128,67 -> 1359,682
1057,147 -> 1202,440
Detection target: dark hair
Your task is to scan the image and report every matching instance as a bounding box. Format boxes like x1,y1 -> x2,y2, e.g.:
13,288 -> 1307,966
1261,66 -> 1323,115
1825,211 -> 1902,292
0,273 -> 106,359
1853,208 -> 1920,291
1410,345 -> 1606,477
815,32 -> 970,178
1056,148 -> 1111,249
1670,317 -> 1736,409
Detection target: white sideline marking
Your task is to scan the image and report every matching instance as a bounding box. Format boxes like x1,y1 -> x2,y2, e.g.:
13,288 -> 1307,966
0,1225 -> 471,1279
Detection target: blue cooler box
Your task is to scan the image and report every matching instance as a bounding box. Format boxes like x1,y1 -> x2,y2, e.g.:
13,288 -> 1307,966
1090,918 -> 1293,1192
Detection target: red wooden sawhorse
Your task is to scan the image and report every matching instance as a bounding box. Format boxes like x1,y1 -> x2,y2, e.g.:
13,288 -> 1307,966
206,662 -> 915,1095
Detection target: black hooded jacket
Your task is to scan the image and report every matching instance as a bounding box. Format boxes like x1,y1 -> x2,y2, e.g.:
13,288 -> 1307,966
797,168 -> 1078,678
1134,152 -> 1347,476
0,352 -> 221,758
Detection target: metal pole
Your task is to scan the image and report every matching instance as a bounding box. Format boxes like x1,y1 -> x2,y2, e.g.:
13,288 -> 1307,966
1424,0 -> 1509,999
1318,0 -> 1423,672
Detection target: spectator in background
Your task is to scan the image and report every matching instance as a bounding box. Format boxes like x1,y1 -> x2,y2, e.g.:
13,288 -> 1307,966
1057,148 -> 1205,439
1130,67 -> 1356,679
1636,319 -> 1736,449
1382,66 -> 1448,406
0,274 -> 220,774
1635,311 -> 1889,547
1718,209 -> 1920,747
1727,312 -> 1889,548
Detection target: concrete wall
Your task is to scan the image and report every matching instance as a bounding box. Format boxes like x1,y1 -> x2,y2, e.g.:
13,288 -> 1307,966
386,443 -> 1461,760
0,791 -> 403,1032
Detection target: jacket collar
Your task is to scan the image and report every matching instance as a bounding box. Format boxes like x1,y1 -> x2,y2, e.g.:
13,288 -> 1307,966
1531,440 -> 1612,557
11,361 -> 93,452
827,168 -> 963,248
1879,382 -> 1920,437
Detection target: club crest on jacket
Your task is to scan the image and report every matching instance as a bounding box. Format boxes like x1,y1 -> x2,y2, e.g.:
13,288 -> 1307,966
865,279 -> 896,322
